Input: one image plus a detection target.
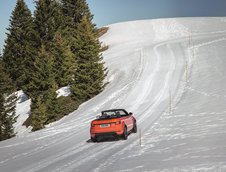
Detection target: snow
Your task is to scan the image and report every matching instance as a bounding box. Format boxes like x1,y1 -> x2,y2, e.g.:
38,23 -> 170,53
56,86 -> 71,98
1,17 -> 226,171
14,86 -> 72,136
14,90 -> 32,136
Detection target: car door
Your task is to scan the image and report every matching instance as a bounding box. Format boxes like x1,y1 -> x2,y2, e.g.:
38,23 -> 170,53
127,115 -> 134,131
122,112 -> 133,131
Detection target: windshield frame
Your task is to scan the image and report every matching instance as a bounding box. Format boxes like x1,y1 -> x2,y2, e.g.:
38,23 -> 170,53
99,109 -> 129,119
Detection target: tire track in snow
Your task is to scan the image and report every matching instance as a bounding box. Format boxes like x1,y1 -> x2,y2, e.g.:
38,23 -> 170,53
2,18 -> 226,172
92,40 -> 187,172
2,49 -> 149,172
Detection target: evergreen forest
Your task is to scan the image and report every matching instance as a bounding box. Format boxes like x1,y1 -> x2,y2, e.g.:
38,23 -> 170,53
0,0 -> 107,141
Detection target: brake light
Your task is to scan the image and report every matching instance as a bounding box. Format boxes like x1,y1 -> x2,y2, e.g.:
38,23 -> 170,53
115,121 -> 121,125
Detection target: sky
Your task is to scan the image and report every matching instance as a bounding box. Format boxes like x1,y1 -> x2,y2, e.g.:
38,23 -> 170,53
1,0 -> 226,51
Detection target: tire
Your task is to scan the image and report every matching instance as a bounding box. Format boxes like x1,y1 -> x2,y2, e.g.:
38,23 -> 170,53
91,137 -> 97,142
122,126 -> 128,140
132,122 -> 137,133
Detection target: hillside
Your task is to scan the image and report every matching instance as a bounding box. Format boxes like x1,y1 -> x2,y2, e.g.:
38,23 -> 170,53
1,17 -> 226,171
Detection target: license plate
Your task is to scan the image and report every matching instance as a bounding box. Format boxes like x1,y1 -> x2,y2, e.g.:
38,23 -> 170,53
100,124 -> 110,128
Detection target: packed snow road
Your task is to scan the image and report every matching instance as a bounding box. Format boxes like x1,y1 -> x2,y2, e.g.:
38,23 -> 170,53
1,18 -> 226,172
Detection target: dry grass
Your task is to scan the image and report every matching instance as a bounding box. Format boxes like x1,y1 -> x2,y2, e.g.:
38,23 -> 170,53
98,27 -> 109,37
98,27 -> 109,52
100,45 -> 109,52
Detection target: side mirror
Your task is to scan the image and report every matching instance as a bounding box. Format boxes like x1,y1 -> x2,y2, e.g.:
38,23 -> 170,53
129,112 -> 133,116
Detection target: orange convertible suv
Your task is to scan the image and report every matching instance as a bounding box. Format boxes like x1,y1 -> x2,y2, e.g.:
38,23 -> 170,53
90,109 -> 137,142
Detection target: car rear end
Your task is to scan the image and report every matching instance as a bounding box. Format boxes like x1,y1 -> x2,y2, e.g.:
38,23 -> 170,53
90,119 -> 124,140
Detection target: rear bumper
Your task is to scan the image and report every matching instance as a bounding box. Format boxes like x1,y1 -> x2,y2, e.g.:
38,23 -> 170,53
94,132 -> 118,139
91,130 -> 124,138
90,124 -> 124,138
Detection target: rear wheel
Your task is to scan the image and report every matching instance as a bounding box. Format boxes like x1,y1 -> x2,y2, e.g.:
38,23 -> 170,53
122,126 -> 128,140
91,137 -> 97,142
132,122 -> 137,133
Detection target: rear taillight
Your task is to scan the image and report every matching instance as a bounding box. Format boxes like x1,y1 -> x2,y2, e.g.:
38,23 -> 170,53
115,121 -> 121,125
91,124 -> 95,127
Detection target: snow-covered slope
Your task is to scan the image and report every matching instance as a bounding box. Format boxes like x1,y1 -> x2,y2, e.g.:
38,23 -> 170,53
1,17 -> 226,172
14,90 -> 32,135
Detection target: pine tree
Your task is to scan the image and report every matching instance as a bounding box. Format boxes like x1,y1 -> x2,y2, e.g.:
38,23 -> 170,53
45,82 -> 61,123
62,0 -> 92,28
51,31 -> 76,87
62,0 -> 107,102
3,0 -> 37,91
28,1 -> 76,129
61,0 -> 95,54
34,0 -> 76,88
0,94 -> 4,141
0,59 -> 17,141
71,15 -> 107,102
34,0 -> 64,49
31,96 -> 47,131
28,45 -> 56,99
28,45 -> 61,128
